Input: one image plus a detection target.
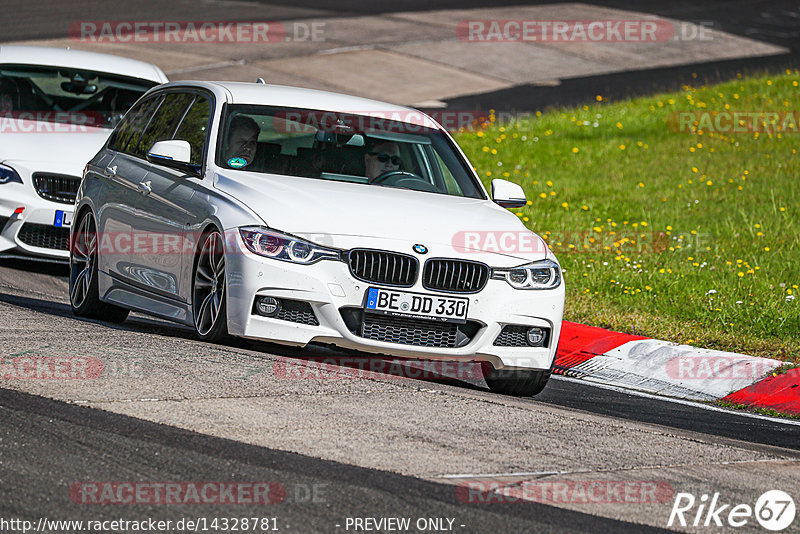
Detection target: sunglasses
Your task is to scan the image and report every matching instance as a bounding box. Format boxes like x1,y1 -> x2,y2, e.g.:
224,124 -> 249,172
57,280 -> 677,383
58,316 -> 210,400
368,152 -> 401,166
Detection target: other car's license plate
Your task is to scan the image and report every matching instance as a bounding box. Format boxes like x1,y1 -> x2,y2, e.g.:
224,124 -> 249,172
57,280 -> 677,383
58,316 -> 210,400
364,287 -> 469,323
54,210 -> 73,228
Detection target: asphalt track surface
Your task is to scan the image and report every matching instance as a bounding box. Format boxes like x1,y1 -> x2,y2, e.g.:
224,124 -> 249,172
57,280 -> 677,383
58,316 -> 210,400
446,0 -> 800,110
2,260 -> 799,453
0,258 -> 799,533
2,387 -> 672,534
4,0 -> 799,110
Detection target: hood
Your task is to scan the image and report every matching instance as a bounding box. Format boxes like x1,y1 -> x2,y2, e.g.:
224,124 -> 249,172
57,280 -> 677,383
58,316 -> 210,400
0,120 -> 111,174
214,171 -> 549,263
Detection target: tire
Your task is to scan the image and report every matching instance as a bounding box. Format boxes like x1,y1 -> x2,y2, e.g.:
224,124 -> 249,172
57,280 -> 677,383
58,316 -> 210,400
69,209 -> 129,323
192,229 -> 229,342
483,363 -> 551,397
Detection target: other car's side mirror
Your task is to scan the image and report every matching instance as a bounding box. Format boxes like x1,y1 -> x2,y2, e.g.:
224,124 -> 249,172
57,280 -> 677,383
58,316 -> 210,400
146,140 -> 201,176
491,178 -> 527,208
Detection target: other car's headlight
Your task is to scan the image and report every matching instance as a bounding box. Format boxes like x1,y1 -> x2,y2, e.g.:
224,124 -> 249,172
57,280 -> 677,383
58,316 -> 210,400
0,164 -> 22,184
239,226 -> 341,264
492,259 -> 561,290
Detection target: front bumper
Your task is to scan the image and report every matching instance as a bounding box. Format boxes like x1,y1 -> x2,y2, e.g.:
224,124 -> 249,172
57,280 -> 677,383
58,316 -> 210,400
0,181 -> 72,260
225,231 -> 564,371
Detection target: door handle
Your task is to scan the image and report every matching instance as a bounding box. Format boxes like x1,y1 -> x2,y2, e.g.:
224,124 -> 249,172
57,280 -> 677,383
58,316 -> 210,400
138,180 -> 152,195
104,165 -> 117,178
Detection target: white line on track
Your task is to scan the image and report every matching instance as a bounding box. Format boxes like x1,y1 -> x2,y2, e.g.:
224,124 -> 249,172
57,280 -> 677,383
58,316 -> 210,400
317,44 -> 377,55
166,58 -> 246,75
438,471 -> 561,479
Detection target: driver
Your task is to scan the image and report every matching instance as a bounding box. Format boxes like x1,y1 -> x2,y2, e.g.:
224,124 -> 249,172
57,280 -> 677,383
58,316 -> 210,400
364,141 -> 402,182
223,115 -> 260,169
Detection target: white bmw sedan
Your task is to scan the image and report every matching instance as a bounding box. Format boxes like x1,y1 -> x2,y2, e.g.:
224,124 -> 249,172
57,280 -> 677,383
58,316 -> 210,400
0,45 -> 167,262
71,81 -> 564,396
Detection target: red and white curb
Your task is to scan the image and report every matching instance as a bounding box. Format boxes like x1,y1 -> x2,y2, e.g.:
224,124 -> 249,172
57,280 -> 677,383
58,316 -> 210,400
555,322 -> 800,414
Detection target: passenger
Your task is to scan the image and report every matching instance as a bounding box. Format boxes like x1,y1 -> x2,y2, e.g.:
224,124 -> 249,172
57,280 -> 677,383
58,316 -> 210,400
0,79 -> 16,114
0,94 -> 11,114
364,141 -> 402,182
223,115 -> 260,169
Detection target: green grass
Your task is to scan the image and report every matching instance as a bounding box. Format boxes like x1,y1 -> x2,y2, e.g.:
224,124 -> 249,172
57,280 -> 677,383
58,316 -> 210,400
454,71 -> 800,361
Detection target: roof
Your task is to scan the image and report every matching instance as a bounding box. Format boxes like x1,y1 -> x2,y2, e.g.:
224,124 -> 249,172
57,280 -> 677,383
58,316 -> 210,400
166,80 -> 441,129
0,45 -> 168,83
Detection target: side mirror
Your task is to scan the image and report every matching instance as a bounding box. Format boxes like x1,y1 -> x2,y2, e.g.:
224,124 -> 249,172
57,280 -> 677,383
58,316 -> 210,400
146,140 -> 201,176
491,179 -> 527,208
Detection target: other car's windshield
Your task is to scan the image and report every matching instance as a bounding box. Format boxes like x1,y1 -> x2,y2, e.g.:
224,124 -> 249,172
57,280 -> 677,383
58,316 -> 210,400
0,64 -> 158,128
217,105 -> 484,199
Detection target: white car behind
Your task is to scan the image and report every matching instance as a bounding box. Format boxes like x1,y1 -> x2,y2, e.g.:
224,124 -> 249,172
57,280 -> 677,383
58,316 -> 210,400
0,45 -> 167,262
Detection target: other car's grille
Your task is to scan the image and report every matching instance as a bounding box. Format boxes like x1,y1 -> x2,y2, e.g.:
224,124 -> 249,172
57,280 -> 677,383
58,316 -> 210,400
17,222 -> 70,250
276,299 -> 319,326
361,314 -> 459,348
422,259 -> 489,293
32,173 -> 81,204
348,249 -> 418,287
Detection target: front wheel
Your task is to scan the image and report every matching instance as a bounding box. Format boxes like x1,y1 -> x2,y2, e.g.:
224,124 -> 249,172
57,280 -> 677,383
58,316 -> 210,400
192,230 -> 229,342
69,209 -> 129,323
483,364 -> 551,397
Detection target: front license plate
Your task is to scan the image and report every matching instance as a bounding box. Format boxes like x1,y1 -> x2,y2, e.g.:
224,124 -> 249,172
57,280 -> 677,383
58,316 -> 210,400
365,287 -> 469,324
54,210 -> 73,228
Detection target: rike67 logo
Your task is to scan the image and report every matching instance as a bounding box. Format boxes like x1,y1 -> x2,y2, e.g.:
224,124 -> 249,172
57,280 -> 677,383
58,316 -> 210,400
668,490 -> 795,531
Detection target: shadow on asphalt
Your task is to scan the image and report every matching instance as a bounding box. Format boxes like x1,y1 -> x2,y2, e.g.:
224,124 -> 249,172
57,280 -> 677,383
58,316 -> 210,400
0,257 -> 69,277
3,287 -> 800,452
4,263 -> 800,452
0,289 -> 487,393
0,387 -> 662,533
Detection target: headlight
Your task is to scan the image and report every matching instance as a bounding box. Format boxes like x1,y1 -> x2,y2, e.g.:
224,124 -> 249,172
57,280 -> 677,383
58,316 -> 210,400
0,164 -> 22,184
492,259 -> 561,290
239,226 -> 340,264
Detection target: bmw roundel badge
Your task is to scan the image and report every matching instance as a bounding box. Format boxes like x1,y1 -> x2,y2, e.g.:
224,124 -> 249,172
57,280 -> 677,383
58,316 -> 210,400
413,244 -> 428,254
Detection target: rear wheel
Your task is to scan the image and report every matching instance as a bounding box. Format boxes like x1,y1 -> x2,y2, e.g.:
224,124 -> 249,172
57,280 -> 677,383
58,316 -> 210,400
192,230 -> 229,342
69,210 -> 129,323
483,364 -> 551,397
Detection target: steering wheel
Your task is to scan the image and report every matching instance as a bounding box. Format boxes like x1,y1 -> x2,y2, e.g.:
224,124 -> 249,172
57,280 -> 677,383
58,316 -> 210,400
371,170 -> 438,192
371,170 -> 422,184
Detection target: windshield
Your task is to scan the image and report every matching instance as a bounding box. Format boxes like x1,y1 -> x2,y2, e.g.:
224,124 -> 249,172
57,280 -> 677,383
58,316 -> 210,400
0,64 -> 158,129
216,105 -> 485,199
